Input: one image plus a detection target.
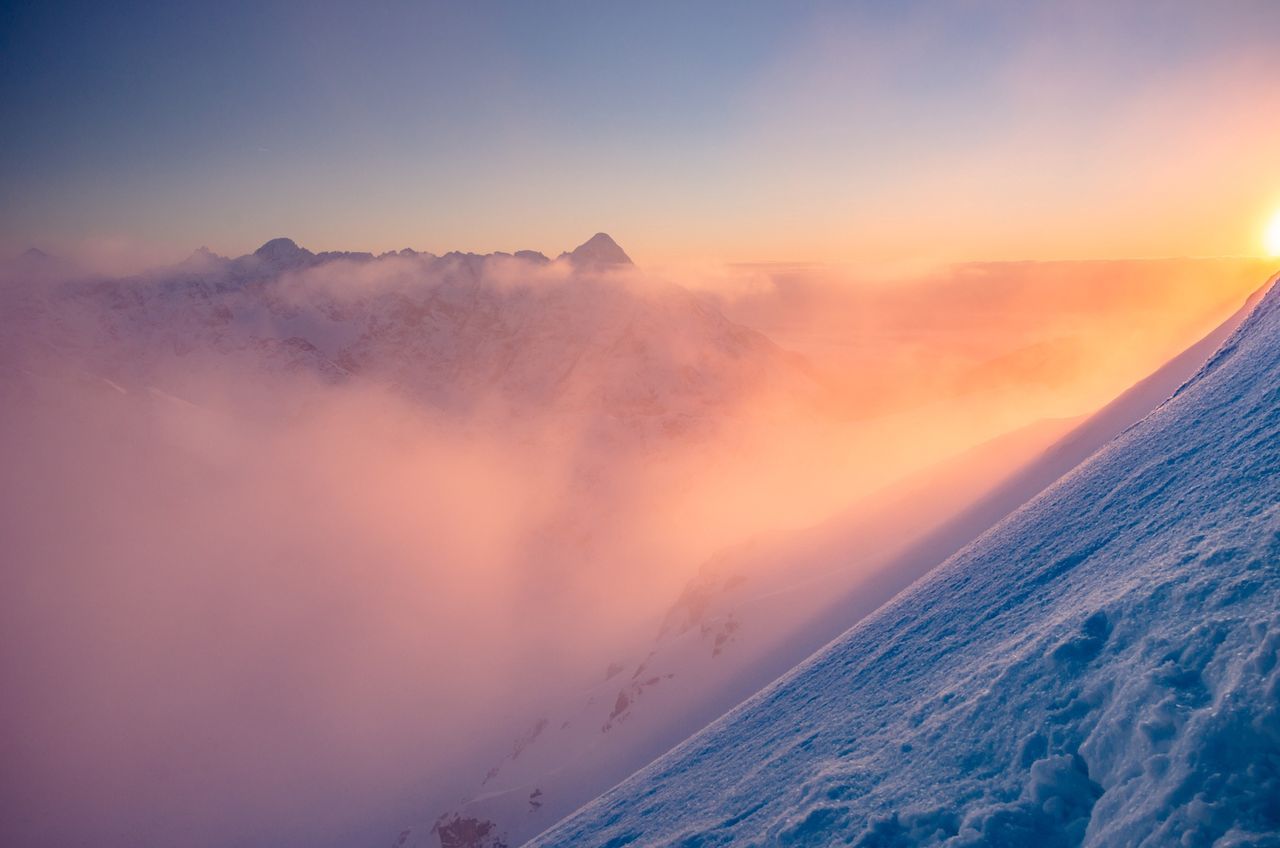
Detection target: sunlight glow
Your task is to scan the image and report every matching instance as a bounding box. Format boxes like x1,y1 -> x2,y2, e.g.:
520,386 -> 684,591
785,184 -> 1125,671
1267,211 -> 1280,257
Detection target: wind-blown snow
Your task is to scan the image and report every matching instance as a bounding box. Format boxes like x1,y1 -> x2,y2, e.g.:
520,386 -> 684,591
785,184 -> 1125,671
531,275 -> 1280,846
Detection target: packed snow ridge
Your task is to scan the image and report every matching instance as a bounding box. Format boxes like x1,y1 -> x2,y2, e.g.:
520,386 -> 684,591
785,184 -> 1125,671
532,274 -> 1280,846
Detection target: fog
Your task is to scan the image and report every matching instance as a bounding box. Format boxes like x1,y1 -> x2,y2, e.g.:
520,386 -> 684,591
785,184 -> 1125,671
0,248 -> 1270,846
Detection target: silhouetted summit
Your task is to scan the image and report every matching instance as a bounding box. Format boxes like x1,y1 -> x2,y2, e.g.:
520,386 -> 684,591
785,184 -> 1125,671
564,233 -> 632,266
253,237 -> 313,264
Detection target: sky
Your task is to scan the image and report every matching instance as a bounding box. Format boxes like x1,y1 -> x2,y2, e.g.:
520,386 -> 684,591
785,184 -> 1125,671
2,0 -> 1280,264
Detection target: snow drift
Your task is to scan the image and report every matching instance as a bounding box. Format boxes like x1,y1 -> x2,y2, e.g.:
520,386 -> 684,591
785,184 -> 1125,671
532,273 -> 1280,846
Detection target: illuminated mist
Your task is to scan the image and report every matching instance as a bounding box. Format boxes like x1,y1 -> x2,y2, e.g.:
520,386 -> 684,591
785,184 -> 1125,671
0,243 -> 1270,846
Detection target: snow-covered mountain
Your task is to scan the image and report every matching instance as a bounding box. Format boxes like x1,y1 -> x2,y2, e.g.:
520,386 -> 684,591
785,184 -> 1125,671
416,283 -> 1269,847
530,274 -> 1280,845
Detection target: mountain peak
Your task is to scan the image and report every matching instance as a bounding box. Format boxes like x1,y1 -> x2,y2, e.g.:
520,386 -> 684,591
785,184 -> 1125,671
566,233 -> 632,266
514,249 -> 550,264
177,246 -> 227,271
253,237 -> 312,264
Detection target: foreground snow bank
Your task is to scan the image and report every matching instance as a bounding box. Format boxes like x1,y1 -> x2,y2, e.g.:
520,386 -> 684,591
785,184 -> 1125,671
531,275 -> 1280,847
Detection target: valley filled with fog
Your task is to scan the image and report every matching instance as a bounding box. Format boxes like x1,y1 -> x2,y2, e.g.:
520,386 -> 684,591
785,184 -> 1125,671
0,236 -> 1269,847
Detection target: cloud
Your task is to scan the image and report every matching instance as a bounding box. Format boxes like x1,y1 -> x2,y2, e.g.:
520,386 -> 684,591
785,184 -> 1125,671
0,247 -> 1270,847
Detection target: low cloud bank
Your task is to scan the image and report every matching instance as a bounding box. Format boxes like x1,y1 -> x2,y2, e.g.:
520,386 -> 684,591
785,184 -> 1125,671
0,245 -> 1270,847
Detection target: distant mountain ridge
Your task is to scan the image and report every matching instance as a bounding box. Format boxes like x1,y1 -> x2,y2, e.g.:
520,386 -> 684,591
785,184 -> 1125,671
2,233 -> 816,442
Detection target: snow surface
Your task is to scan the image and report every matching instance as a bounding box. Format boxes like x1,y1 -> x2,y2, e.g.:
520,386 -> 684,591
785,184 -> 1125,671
530,275 -> 1280,847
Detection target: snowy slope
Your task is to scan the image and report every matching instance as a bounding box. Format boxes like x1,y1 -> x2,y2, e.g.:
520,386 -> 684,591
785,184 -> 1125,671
421,419 -> 1076,848
531,274 -> 1280,847
418,287 -> 1266,848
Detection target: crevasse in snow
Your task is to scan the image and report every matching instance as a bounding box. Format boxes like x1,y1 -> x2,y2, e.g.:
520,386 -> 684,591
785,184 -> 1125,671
531,275 -> 1280,846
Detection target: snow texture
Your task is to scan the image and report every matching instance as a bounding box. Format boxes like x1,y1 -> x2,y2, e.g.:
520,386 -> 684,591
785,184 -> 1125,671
531,276 -> 1280,847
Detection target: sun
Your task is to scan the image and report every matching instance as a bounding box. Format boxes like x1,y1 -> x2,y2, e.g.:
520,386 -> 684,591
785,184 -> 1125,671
1267,211 -> 1280,257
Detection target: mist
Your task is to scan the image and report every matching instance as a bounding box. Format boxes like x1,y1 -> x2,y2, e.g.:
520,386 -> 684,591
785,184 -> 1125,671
0,246 -> 1269,846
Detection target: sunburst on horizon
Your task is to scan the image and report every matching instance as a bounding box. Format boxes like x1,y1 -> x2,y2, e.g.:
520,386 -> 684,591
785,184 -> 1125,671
1266,209 -> 1280,257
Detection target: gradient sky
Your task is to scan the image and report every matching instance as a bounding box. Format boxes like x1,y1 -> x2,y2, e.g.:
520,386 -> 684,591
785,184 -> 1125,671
3,0 -> 1279,264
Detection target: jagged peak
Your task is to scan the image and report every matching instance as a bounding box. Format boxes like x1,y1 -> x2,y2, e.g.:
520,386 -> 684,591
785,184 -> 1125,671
187,245 -> 223,261
173,246 -> 227,272
564,233 -> 632,266
253,237 -> 312,263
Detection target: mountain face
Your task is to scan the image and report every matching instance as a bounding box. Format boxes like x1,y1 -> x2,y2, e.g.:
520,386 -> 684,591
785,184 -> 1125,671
532,276 -> 1280,846
411,285 -> 1265,848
